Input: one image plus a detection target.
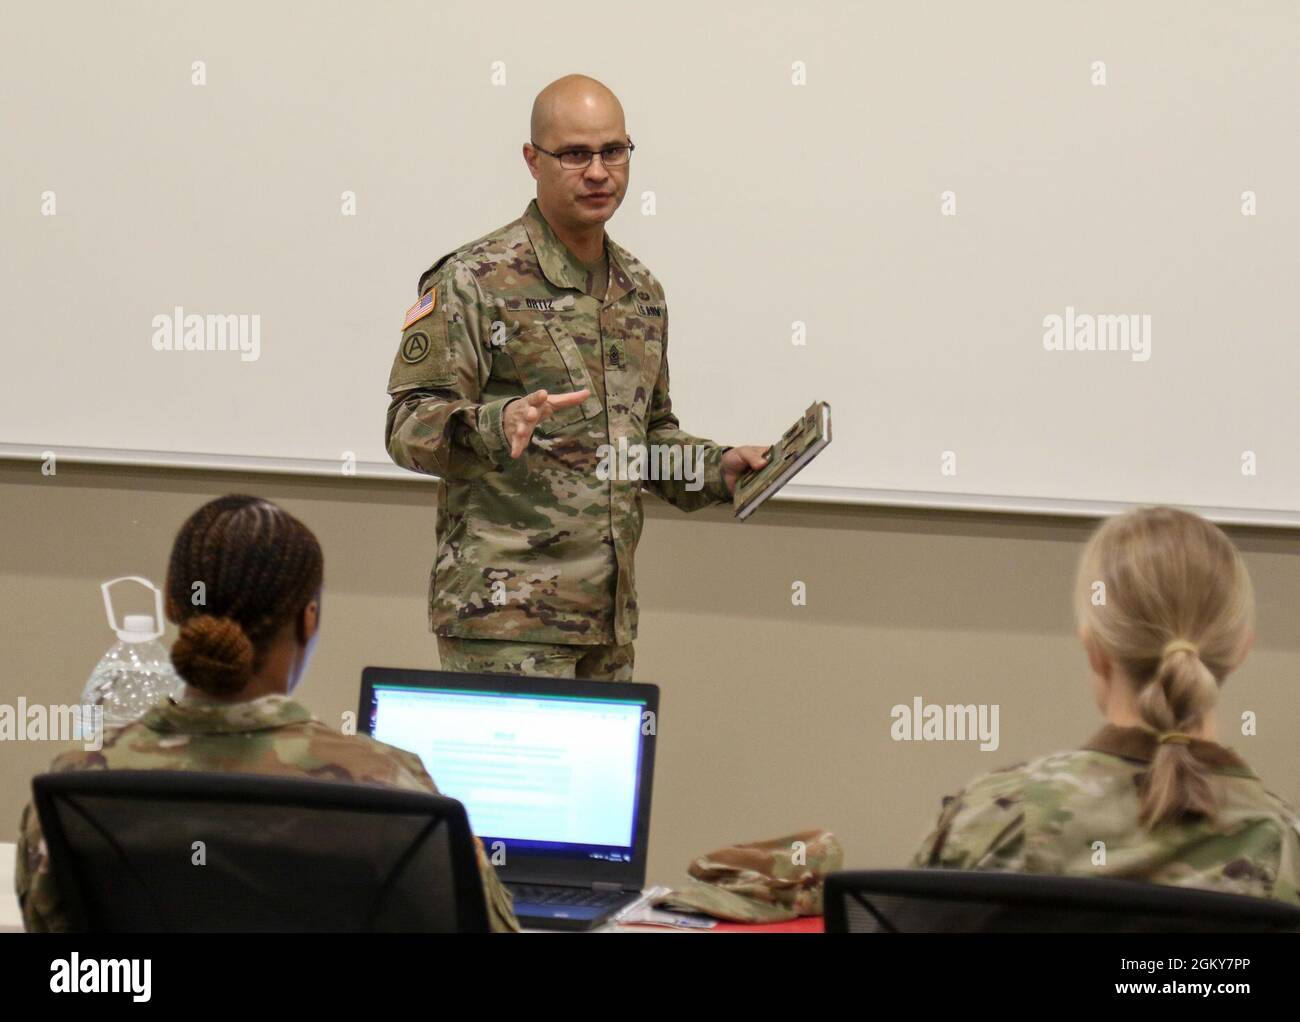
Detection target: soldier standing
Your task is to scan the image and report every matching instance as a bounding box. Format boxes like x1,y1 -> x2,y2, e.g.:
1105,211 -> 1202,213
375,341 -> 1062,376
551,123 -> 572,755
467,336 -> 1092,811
385,74 -> 768,680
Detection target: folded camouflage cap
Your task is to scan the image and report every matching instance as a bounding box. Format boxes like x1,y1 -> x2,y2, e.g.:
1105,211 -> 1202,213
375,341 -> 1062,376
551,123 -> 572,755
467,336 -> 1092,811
654,829 -> 844,923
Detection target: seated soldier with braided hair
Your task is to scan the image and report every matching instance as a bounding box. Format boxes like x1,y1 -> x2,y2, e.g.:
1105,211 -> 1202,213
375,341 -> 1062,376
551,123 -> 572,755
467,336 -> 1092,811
16,494 -> 518,932
913,506 -> 1300,903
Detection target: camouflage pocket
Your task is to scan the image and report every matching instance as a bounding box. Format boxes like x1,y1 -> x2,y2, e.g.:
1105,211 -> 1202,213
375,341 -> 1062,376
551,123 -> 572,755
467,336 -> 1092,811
388,291 -> 456,393
503,316 -> 602,434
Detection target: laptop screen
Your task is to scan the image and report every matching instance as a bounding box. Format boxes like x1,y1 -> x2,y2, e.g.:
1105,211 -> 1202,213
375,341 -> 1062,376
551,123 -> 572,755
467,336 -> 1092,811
365,679 -> 651,865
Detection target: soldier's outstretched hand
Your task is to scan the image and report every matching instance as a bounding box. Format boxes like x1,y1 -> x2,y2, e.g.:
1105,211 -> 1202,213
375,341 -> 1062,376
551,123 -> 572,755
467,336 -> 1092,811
503,388 -> 590,458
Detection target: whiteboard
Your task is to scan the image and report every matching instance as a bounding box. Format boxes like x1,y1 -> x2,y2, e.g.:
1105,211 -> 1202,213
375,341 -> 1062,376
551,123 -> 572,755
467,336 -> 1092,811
3,1 -> 1299,526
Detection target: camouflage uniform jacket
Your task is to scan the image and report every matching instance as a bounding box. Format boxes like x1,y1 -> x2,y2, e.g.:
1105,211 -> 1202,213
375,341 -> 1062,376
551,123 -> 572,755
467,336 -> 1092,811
912,724 -> 1300,904
385,198 -> 731,646
16,694 -> 519,932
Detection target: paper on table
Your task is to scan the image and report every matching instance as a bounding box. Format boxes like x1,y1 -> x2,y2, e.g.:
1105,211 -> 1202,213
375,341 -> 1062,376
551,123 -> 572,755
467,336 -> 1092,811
613,885 -> 718,930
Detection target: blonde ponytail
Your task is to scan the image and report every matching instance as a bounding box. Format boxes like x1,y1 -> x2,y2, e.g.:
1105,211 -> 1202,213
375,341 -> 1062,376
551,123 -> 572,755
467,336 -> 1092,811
1074,507 -> 1254,828
1135,640 -> 1219,825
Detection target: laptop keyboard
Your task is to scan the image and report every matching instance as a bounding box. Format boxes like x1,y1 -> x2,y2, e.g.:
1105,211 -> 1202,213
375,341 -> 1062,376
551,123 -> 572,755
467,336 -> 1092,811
508,884 -> 630,908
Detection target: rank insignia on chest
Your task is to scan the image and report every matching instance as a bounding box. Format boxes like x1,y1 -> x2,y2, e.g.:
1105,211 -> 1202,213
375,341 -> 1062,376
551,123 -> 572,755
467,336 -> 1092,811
606,342 -> 626,370
403,290 -> 436,329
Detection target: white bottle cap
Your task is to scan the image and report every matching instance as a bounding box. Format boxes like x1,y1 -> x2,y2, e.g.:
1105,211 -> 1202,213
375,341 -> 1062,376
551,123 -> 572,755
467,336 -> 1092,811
101,577 -> 165,642
118,614 -> 158,642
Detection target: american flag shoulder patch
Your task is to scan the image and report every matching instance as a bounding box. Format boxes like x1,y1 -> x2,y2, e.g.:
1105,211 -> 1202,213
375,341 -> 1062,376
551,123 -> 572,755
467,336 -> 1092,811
403,290 -> 437,329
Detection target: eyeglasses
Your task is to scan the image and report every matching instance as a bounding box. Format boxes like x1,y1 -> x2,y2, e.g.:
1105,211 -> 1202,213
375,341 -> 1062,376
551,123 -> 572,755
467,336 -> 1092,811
531,139 -> 635,170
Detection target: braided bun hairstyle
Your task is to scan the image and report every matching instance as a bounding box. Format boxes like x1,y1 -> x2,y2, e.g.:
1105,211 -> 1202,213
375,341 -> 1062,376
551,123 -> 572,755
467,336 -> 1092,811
165,496 -> 323,696
1075,507 -> 1254,828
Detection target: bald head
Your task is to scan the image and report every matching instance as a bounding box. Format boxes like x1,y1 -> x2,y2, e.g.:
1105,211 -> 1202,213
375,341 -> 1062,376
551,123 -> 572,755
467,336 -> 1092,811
524,74 -> 631,235
530,74 -> 625,150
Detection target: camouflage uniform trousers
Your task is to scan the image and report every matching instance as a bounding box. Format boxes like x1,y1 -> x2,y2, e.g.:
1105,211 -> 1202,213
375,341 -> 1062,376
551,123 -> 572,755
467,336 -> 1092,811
437,636 -> 634,681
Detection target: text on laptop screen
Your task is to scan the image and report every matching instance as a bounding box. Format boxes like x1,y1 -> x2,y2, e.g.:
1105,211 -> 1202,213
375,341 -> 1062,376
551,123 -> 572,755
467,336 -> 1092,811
368,685 -> 647,858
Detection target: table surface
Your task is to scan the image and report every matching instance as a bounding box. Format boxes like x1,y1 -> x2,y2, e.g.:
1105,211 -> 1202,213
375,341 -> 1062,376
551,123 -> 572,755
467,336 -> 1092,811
541,887 -> 824,932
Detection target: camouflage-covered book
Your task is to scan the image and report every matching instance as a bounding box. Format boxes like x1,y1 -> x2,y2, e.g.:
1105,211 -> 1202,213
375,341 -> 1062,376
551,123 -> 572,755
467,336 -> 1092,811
733,401 -> 832,520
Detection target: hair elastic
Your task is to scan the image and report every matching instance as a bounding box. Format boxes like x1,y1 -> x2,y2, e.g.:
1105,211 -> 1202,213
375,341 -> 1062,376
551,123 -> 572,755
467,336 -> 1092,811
1161,639 -> 1199,659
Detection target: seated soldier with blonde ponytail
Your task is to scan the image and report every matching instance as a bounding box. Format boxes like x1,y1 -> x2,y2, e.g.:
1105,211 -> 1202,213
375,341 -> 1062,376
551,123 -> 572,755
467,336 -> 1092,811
16,495 -> 518,932
913,506 -> 1300,904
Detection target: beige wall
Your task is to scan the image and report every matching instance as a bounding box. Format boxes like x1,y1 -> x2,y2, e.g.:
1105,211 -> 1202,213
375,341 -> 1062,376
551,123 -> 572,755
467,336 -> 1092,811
3,459 -> 1299,888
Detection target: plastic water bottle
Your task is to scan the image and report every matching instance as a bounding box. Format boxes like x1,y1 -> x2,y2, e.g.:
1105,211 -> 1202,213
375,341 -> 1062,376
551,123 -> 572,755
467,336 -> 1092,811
81,576 -> 185,729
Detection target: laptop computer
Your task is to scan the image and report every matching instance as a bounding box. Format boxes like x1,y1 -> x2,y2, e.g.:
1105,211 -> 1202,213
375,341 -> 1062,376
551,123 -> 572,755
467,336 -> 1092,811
358,667 -> 658,930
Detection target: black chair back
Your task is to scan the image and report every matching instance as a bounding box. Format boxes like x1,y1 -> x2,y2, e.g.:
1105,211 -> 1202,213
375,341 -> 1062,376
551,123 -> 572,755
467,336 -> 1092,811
32,770 -> 490,932
824,869 -> 1300,933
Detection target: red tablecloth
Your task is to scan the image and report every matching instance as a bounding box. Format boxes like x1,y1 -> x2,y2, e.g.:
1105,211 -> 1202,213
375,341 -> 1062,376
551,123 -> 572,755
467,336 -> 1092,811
710,915 -> 824,933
